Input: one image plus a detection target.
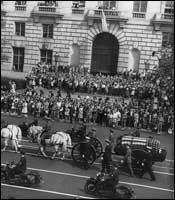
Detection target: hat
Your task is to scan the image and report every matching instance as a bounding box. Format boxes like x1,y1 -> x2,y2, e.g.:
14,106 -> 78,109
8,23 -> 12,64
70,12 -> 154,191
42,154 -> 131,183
105,139 -> 111,144
110,129 -> 114,133
20,150 -> 25,155
92,128 -> 96,131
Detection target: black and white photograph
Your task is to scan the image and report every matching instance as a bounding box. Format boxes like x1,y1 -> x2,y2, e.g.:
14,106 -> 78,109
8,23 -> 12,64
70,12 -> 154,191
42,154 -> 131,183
1,1 -> 174,199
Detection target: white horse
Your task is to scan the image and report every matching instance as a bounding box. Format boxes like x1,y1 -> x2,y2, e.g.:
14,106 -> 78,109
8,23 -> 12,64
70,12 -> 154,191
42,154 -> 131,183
38,131 -> 72,160
28,125 -> 43,142
1,125 -> 22,152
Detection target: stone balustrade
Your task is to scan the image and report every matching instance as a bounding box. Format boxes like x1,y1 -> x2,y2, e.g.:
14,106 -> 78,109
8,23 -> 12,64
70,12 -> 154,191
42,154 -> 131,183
15,5 -> 26,11
38,6 -> 56,12
94,9 -> 120,17
133,12 -> 146,18
72,8 -> 84,14
161,13 -> 174,20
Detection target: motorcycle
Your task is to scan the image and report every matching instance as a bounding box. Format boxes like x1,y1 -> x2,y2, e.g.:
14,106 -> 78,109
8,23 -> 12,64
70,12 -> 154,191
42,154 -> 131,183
1,163 -> 43,187
84,172 -> 136,199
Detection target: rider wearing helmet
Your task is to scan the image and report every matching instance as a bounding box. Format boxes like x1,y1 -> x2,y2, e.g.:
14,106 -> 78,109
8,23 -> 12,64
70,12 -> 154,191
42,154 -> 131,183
15,150 -> 27,174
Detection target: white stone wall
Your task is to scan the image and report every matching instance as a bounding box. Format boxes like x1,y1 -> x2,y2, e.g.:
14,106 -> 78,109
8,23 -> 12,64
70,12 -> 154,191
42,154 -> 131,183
1,1 -> 171,74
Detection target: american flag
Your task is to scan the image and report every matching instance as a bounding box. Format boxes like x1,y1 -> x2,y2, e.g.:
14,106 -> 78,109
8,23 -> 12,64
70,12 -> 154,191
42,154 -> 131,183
121,136 -> 160,151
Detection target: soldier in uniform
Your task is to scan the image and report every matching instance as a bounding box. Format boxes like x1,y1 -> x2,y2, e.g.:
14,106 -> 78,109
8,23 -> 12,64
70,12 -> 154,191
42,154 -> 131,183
87,128 -> 96,138
101,139 -> 112,174
109,129 -> 115,146
124,144 -> 134,177
140,153 -> 156,181
80,136 -> 93,169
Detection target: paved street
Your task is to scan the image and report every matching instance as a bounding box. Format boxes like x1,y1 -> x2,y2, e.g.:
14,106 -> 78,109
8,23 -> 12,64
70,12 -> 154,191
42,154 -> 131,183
1,114 -> 174,199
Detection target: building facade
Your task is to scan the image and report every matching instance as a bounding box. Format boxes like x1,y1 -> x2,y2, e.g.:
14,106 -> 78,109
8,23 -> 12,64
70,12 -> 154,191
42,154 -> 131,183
1,1 -> 174,74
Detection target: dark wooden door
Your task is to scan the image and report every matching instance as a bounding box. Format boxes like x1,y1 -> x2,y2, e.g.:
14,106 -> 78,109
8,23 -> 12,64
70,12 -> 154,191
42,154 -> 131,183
91,32 -> 119,74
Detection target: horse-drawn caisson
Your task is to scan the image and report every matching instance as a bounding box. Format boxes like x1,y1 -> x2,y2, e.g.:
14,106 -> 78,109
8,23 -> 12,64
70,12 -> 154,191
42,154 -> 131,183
1,120 -> 103,169
114,135 -> 167,176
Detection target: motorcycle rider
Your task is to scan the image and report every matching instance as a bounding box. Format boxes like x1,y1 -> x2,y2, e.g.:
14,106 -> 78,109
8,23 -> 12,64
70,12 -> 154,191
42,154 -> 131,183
96,165 -> 119,196
15,150 -> 27,174
107,165 -> 119,195
6,150 -> 27,180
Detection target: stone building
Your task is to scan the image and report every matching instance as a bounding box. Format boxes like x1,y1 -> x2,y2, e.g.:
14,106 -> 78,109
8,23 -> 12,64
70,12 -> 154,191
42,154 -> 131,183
1,1 -> 174,75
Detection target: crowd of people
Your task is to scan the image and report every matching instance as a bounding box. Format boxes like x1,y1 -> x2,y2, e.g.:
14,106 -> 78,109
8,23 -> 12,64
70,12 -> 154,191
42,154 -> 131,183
25,63 -> 174,107
1,78 -> 174,135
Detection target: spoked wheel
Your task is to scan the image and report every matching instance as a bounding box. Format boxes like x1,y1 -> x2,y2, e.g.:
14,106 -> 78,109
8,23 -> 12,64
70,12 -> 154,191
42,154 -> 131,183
90,138 -> 103,159
71,143 -> 96,168
84,181 -> 96,194
131,149 -> 150,176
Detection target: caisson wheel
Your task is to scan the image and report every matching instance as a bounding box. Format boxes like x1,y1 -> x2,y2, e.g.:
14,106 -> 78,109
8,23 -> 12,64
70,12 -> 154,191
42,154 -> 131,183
90,138 -> 103,158
71,143 -> 96,168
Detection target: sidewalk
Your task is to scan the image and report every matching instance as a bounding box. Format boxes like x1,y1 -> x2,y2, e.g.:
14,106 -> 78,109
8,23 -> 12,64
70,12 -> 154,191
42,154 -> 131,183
1,70 -> 27,80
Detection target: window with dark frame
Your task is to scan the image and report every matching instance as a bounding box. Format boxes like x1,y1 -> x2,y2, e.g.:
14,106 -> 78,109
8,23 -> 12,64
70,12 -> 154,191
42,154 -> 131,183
40,49 -> 53,64
162,32 -> 173,47
72,1 -> 85,8
15,1 -> 27,5
15,22 -> 25,36
133,1 -> 147,12
103,1 -> 117,9
164,1 -> 174,14
43,24 -> 53,38
13,47 -> 25,72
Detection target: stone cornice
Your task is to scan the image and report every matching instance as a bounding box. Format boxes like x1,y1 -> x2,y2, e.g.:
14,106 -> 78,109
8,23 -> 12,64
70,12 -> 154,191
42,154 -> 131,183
151,13 -> 174,31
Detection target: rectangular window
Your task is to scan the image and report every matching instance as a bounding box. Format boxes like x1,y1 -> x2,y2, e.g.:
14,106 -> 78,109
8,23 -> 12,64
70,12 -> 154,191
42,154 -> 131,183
40,49 -> 53,64
72,1 -> 85,8
13,47 -> 25,72
164,1 -> 174,14
15,1 -> 26,5
162,32 -> 173,47
43,24 -> 53,38
15,22 -> 25,36
133,1 -> 147,12
103,1 -> 116,9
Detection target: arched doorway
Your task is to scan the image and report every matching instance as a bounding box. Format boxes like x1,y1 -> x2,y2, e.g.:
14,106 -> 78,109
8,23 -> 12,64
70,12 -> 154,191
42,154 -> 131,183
91,32 -> 119,74
70,44 -> 80,67
128,48 -> 140,72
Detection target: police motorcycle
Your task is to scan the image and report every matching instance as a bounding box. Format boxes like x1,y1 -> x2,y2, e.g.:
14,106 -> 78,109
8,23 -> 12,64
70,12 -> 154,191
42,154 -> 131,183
1,162 -> 43,187
84,165 -> 136,199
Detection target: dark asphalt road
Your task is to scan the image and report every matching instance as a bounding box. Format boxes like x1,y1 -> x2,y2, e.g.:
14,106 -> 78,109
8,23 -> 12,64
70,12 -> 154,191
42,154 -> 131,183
1,114 -> 174,199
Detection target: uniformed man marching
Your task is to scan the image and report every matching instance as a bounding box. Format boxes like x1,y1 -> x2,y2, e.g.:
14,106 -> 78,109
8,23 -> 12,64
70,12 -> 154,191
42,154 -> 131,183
124,144 -> 134,177
140,153 -> 156,181
101,139 -> 112,174
80,136 -> 94,169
